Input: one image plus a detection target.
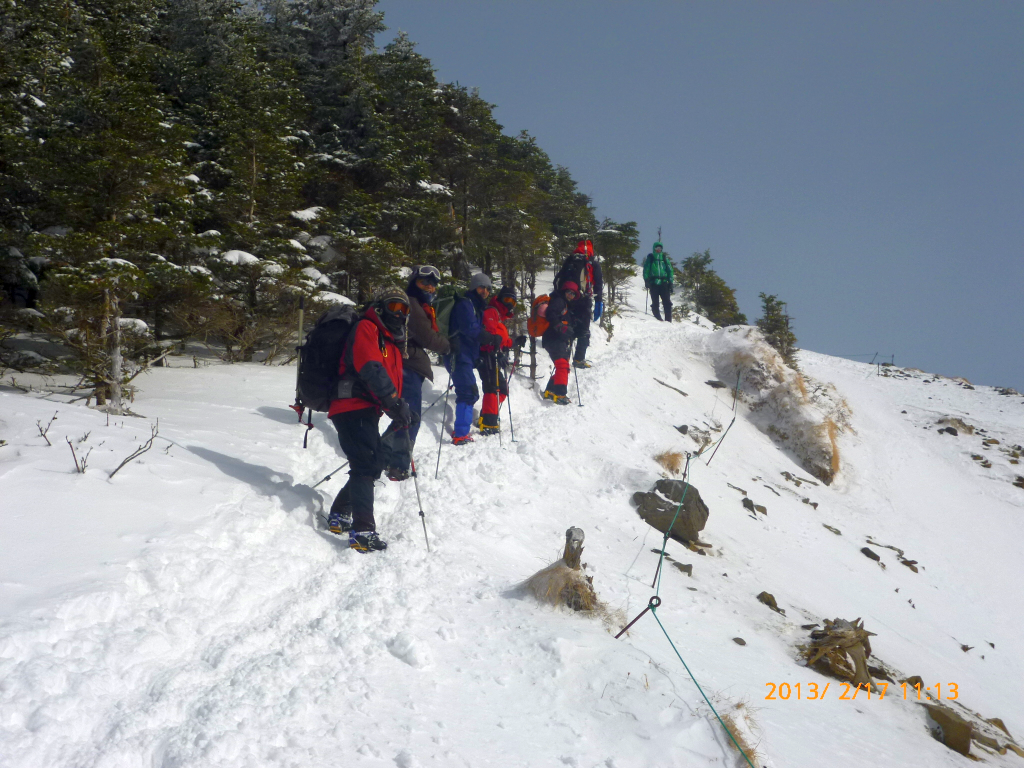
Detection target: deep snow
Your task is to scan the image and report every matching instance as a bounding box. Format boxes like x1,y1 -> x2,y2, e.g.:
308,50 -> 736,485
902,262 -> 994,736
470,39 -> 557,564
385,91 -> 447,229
2,276 -> 1023,767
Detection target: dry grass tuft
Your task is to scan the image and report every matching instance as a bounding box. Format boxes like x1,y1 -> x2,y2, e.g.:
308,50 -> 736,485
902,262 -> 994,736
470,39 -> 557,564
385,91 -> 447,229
720,704 -> 764,767
794,372 -> 809,401
655,450 -> 685,474
524,562 -> 598,612
825,418 -> 841,478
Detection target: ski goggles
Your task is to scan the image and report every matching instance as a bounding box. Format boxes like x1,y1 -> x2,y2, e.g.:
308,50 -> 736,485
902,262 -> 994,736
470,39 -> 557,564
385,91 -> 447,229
500,295 -> 517,310
384,300 -> 410,316
413,265 -> 441,283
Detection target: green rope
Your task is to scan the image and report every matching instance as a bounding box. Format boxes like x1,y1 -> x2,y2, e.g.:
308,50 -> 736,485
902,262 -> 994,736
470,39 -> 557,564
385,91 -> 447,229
653,453 -> 691,595
640,403 -> 756,767
651,608 -> 758,768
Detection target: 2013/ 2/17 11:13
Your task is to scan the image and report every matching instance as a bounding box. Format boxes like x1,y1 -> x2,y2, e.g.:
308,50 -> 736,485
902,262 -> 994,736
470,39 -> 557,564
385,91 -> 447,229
764,681 -> 959,701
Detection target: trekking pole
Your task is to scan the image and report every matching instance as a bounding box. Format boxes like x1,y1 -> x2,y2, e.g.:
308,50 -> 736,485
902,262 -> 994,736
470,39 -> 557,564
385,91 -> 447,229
435,368 -> 452,479
311,461 -> 349,489
506,363 -> 517,443
421,384 -> 453,416
644,288 -> 648,315
410,458 -> 430,552
290,296 -> 305,421
495,359 -> 502,448
571,339 -> 583,408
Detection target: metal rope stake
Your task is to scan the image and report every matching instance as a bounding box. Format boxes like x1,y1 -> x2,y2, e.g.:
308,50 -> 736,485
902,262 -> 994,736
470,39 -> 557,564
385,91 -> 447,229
614,595 -> 661,639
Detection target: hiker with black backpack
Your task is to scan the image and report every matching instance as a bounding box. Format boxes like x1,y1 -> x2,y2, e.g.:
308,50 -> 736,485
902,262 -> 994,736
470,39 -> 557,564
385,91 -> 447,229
553,238 -> 603,369
404,265 -> 449,445
446,273 -> 501,445
643,241 -> 673,321
540,281 -> 580,405
325,288 -> 412,552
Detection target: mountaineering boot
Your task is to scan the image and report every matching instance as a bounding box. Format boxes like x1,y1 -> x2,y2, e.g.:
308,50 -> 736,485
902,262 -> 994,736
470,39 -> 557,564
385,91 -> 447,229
327,508 -> 353,535
542,389 -> 572,405
572,359 -> 592,369
452,433 -> 475,446
350,530 -> 388,553
386,466 -> 411,481
479,423 -> 500,436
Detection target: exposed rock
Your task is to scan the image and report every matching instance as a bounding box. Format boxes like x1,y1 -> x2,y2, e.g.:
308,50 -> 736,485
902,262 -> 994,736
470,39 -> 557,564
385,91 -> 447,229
823,524 -> 842,535
632,479 -> 709,543
706,379 -> 728,389
900,558 -> 919,573
988,718 -> 1011,737
802,497 -> 819,509
801,618 -> 876,689
861,547 -> 881,562
732,637 -> 747,646
938,427 -> 958,436
757,591 -> 785,615
742,497 -> 755,512
983,438 -> 1000,446
801,623 -> 819,630
867,665 -> 896,683
674,424 -> 689,435
727,482 -> 747,495
754,504 -> 767,514
938,417 -> 974,434
673,562 -> 693,577
902,675 -> 924,689
924,703 -> 973,756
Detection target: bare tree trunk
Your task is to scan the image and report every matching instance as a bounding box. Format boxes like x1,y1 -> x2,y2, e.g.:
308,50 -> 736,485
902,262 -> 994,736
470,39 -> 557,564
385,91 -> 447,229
249,143 -> 258,223
106,289 -> 123,415
527,266 -> 537,383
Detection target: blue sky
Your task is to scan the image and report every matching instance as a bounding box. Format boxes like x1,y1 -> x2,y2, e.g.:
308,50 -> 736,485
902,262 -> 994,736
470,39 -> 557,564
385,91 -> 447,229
377,1 -> 1023,389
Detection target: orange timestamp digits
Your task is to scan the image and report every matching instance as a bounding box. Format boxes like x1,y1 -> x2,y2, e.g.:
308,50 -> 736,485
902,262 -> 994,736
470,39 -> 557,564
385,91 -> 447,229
765,681 -> 959,701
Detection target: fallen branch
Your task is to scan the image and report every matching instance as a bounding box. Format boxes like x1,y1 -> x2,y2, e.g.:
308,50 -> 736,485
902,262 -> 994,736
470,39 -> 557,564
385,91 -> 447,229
108,420 -> 159,479
654,377 -> 688,397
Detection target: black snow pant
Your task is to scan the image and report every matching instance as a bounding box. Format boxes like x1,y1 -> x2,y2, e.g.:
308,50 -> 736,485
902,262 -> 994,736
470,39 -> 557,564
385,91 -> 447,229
650,284 -> 672,321
330,408 -> 385,533
569,296 -> 592,360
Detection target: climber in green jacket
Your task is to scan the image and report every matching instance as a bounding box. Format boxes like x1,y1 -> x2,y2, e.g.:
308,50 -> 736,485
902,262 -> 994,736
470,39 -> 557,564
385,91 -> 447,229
643,241 -> 673,322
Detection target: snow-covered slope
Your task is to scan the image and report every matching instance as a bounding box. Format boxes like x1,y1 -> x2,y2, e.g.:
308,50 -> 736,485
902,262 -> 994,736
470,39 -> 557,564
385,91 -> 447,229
2,276 -> 1023,768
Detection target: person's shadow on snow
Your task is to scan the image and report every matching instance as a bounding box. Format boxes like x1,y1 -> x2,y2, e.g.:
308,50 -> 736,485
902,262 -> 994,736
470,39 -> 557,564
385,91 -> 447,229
255,405 -> 337,445
187,445 -> 323,515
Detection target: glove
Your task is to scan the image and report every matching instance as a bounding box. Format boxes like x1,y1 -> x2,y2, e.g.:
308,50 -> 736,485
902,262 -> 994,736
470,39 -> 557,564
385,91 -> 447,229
383,396 -> 412,428
501,334 -> 513,349
593,300 -> 603,322
514,334 -> 528,348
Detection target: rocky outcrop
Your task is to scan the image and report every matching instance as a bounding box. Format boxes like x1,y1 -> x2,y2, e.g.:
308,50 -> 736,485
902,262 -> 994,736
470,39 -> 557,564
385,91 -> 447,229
632,479 -> 709,543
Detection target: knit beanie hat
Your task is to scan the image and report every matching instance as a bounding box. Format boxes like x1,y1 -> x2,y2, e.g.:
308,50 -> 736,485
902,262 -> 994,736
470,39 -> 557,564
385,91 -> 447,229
469,272 -> 492,291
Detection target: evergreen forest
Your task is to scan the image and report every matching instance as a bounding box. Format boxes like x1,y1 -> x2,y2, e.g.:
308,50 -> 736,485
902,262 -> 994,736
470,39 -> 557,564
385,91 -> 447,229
0,0 -> 641,386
